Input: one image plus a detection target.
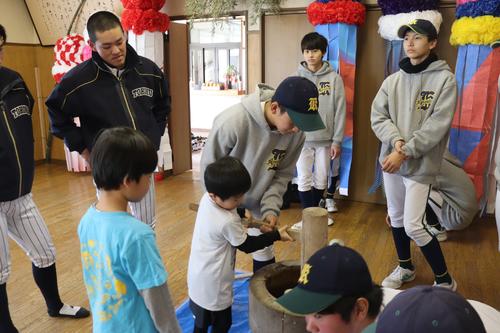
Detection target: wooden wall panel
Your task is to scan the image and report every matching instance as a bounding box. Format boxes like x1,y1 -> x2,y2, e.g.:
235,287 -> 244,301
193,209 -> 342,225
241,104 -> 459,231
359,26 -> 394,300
3,44 -> 65,162
247,31 -> 262,94
34,46 -> 66,161
263,13 -> 314,88
167,22 -> 192,174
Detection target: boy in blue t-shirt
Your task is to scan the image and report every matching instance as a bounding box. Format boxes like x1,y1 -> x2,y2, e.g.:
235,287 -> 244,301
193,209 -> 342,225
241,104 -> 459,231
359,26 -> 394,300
78,127 -> 180,333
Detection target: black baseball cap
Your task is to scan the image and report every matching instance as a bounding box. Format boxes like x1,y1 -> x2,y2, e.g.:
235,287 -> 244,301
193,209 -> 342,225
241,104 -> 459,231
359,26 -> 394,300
373,286 -> 486,333
272,76 -> 325,132
276,244 -> 374,315
397,19 -> 438,39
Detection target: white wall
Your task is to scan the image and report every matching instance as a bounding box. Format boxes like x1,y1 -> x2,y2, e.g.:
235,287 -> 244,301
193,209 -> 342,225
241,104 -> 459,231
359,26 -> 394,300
24,0 -> 122,45
0,0 -> 39,44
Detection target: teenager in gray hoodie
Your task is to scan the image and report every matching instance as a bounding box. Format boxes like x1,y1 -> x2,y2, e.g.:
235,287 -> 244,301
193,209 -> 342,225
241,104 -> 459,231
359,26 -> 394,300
371,19 -> 457,290
293,32 -> 346,224
201,76 -> 324,272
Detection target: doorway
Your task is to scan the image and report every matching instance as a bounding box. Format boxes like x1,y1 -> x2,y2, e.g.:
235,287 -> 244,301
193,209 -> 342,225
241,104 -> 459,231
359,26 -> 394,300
188,17 -> 247,178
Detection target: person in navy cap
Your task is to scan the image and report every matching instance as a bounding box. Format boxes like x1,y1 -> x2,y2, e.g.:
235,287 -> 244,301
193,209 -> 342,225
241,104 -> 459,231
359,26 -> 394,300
373,285 -> 486,333
277,244 -> 384,333
277,243 -> 499,333
200,76 -> 324,273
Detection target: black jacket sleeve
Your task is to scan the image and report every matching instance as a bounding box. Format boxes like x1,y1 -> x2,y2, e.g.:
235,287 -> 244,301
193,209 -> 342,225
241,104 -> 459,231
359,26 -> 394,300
46,82 -> 85,153
153,70 -> 170,136
237,230 -> 280,254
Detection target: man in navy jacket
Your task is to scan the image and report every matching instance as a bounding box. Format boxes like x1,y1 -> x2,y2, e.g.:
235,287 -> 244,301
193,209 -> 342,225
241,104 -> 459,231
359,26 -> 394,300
46,11 -> 170,229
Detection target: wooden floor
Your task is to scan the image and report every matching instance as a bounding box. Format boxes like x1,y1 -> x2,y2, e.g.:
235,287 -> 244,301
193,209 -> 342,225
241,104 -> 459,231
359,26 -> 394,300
7,163 -> 500,332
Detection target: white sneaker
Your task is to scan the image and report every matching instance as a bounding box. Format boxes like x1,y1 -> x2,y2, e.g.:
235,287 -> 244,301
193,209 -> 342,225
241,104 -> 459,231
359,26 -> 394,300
325,198 -> 338,213
429,226 -> 447,242
433,278 -> 457,291
291,221 -> 302,231
328,217 -> 334,226
381,266 -> 416,289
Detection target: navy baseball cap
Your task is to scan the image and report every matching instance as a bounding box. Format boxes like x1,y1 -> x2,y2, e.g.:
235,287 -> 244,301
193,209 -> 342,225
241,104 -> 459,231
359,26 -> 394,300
397,19 -> 438,39
276,244 -> 374,315
272,76 -> 325,132
374,286 -> 486,333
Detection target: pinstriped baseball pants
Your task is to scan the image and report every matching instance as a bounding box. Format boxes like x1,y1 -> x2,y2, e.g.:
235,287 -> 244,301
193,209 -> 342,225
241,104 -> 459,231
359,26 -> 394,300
0,193 -> 56,284
128,176 -> 156,229
383,172 -> 434,247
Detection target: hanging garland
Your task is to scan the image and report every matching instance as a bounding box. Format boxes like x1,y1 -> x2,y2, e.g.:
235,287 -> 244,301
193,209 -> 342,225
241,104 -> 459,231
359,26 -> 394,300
121,0 -> 170,34
307,0 -> 366,26
185,0 -> 281,24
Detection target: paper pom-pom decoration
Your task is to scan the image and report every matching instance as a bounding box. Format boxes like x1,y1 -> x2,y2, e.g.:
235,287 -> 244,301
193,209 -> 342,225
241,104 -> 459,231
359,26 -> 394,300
377,0 -> 439,15
450,16 -> 500,46
456,0 -> 500,19
120,0 -> 170,34
52,34 -> 91,83
307,0 -> 366,26
378,10 -> 442,41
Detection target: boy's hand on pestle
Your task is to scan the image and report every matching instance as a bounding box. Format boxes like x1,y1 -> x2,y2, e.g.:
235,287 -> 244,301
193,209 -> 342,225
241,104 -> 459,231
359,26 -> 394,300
278,226 -> 294,242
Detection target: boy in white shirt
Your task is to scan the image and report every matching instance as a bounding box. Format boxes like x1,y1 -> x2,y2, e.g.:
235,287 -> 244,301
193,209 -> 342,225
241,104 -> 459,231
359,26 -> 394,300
188,156 -> 293,333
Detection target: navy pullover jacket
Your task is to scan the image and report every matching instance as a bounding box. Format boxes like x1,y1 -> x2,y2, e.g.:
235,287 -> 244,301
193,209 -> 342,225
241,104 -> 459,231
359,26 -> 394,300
0,67 -> 35,201
46,44 -> 170,153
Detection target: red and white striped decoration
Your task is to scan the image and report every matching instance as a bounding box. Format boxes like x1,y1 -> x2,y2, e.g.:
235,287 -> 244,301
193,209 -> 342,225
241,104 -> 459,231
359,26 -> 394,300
51,34 -> 92,83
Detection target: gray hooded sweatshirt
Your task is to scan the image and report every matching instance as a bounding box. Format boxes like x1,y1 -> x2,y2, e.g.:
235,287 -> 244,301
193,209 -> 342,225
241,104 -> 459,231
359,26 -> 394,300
371,60 -> 457,184
296,61 -> 346,147
200,84 -> 305,218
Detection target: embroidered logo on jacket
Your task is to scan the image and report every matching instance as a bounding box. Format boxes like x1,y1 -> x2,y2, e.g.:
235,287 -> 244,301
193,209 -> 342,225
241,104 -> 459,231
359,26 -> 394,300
131,87 -> 153,98
265,149 -> 286,170
415,91 -> 435,112
10,105 -> 30,119
318,81 -> 331,96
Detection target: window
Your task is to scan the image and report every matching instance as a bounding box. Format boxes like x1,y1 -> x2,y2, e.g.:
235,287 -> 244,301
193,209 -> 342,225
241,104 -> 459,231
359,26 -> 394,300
189,18 -> 245,91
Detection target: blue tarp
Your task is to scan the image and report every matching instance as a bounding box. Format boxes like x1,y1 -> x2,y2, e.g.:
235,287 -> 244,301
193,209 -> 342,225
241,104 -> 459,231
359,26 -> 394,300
176,276 -> 251,333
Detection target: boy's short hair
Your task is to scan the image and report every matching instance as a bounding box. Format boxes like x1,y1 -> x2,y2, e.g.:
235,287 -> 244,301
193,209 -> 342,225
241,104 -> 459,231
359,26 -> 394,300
301,32 -> 327,54
204,156 -> 251,200
0,24 -> 6,43
91,127 -> 157,190
87,11 -> 123,43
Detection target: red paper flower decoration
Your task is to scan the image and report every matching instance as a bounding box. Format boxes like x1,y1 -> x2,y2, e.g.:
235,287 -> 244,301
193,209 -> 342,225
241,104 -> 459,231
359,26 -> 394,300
121,0 -> 165,11
120,0 -> 170,34
307,0 -> 366,26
